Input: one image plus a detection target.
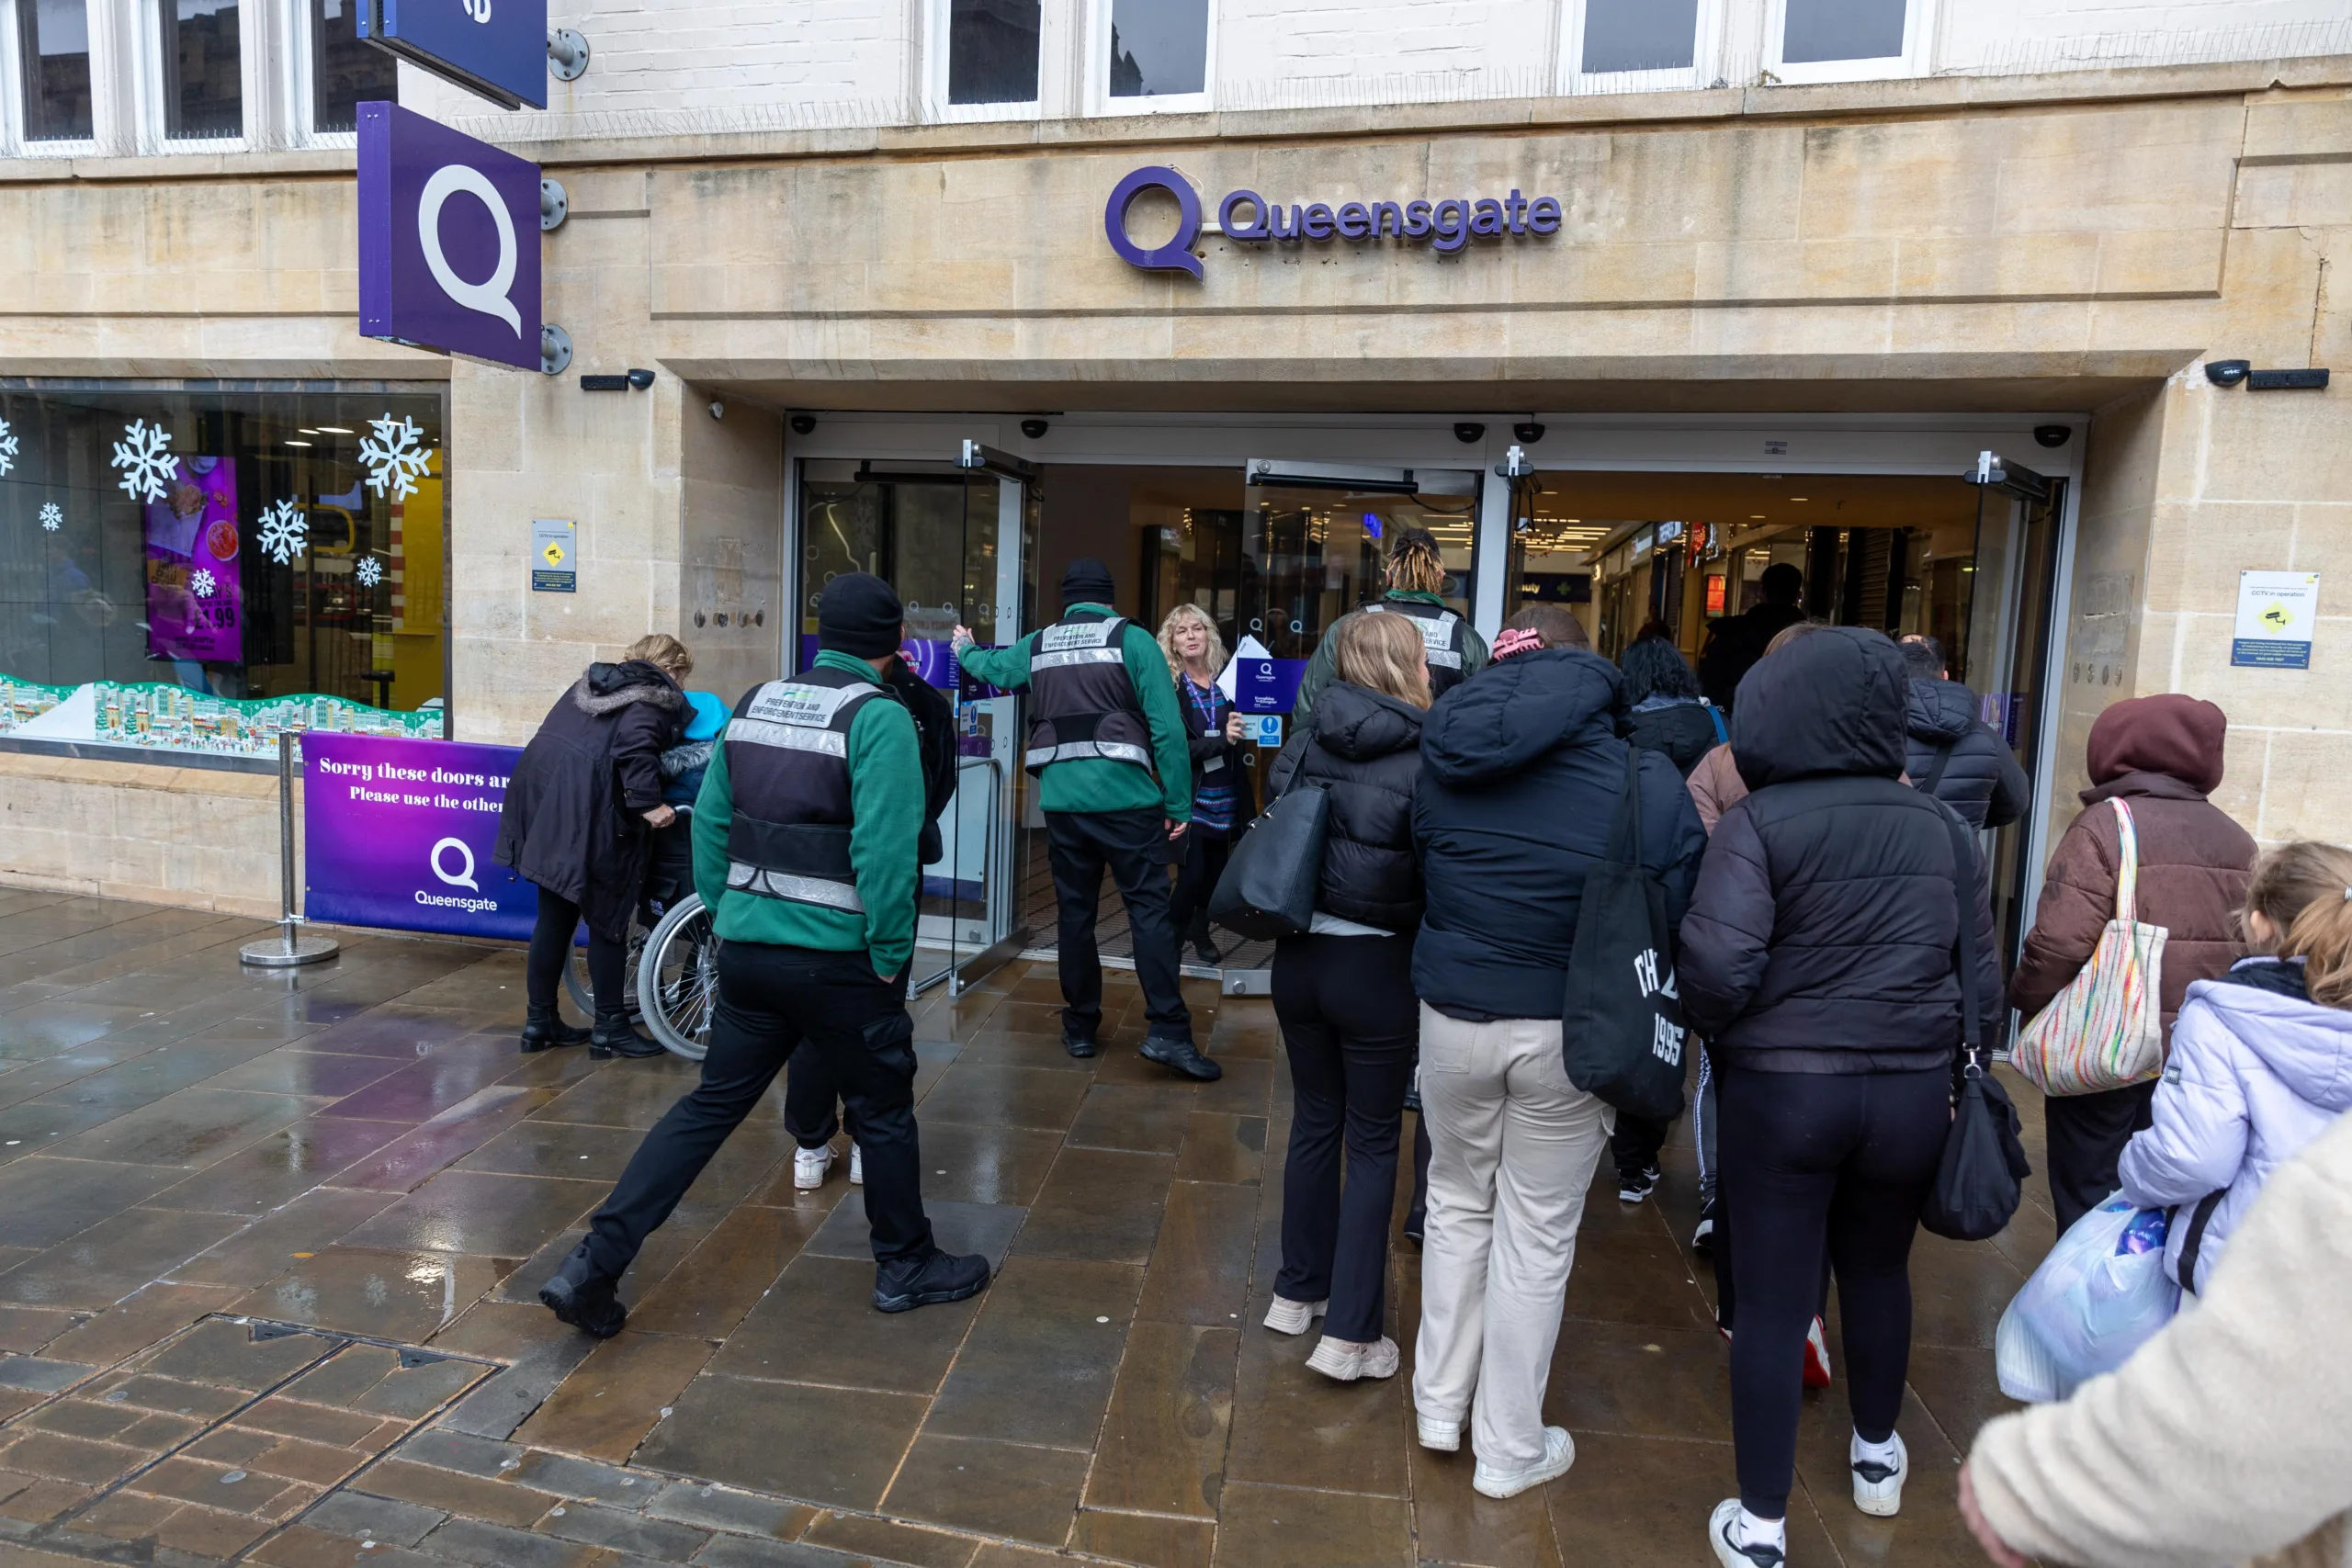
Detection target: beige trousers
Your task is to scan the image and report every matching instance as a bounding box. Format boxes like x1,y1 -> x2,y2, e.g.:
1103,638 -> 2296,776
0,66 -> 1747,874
1410,1004 -> 1613,1470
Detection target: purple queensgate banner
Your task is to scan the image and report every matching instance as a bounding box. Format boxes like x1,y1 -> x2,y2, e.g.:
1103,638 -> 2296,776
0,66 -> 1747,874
356,102 -> 542,371
304,734 -> 538,942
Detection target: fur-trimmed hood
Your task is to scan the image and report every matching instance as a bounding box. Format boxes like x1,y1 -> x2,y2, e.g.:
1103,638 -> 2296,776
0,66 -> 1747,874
572,660 -> 684,716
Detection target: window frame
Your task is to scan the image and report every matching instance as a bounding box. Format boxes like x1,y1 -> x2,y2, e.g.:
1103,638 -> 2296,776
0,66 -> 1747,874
144,0 -> 252,152
1086,0 -> 1214,118
1762,0 -> 1935,85
1557,0 -> 1727,95
924,0 -> 1048,123
2,0 -> 101,156
289,0 -> 389,146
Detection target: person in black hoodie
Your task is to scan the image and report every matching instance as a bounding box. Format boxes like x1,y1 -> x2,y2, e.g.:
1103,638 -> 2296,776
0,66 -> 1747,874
1410,604 -> 1706,1500
1898,635 -> 2028,830
1679,626 -> 2005,1568
1259,611 -> 1429,1384
495,635 -> 693,1060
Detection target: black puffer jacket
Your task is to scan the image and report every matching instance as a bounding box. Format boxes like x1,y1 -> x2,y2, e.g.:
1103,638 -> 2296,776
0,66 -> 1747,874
495,660 -> 686,941
1680,628 -> 2006,1073
1623,698 -> 1724,779
1268,682 -> 1424,931
1904,677 -> 2030,830
1414,649 -> 1706,1021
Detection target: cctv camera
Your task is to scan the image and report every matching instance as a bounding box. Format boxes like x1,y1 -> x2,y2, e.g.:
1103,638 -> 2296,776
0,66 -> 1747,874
2206,359 -> 2251,389
707,400 -> 725,421
2033,424 -> 2070,448
1020,419 -> 1050,440
789,414 -> 817,435
626,368 -> 656,390
1513,422 -> 1545,444
1453,423 -> 1486,444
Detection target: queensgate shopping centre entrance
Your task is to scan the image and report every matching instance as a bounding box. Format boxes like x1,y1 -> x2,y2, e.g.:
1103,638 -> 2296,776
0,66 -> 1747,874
3,68 -> 2346,968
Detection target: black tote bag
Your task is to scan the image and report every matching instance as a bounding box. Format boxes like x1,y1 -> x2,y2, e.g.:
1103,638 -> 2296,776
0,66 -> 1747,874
1560,747 -> 1688,1122
1922,807 -> 2033,1242
1207,784 -> 1329,942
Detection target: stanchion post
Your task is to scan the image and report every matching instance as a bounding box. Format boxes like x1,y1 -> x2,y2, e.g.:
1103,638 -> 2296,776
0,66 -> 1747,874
241,729 -> 341,968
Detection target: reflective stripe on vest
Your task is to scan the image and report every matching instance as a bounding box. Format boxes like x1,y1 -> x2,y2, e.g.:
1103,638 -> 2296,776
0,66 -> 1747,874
726,863 -> 866,912
1024,737 -> 1155,770
1025,614 -> 1155,778
1367,600 -> 1466,669
722,671 -> 888,910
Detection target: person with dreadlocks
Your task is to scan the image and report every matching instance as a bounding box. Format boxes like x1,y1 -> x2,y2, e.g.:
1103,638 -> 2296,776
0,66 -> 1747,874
1295,525 -> 1488,725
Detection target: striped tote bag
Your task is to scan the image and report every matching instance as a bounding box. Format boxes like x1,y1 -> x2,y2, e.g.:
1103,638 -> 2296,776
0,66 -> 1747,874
2012,798 -> 2169,1097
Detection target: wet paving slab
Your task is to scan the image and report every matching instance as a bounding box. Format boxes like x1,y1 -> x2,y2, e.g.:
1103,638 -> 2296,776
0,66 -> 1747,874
0,886 -> 2046,1565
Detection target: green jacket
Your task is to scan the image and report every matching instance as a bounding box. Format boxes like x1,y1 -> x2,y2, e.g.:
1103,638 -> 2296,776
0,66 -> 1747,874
691,651 -> 923,979
1294,590 -> 1490,724
957,604 -> 1193,818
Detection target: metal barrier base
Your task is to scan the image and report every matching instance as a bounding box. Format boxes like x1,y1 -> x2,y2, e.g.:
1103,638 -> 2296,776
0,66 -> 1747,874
240,929 -> 341,967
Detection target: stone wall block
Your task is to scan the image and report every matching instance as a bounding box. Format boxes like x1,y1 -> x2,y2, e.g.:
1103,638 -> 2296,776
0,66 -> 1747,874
2142,501 -> 2296,617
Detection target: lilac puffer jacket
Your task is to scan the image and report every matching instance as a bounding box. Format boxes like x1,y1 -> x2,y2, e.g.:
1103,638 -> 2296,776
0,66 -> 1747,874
2118,957 -> 2352,1292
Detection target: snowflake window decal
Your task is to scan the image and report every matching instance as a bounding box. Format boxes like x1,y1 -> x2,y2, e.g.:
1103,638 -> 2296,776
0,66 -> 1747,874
38,502 -> 61,533
359,414 -> 434,502
189,569 -> 217,599
0,418 -> 17,478
257,500 -> 308,565
111,419 -> 176,504
354,556 -> 384,589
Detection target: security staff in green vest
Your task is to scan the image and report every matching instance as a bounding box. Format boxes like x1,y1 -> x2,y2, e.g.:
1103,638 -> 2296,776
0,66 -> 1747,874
954,558 -> 1219,1081
1295,525 -> 1489,723
540,574 -> 989,1335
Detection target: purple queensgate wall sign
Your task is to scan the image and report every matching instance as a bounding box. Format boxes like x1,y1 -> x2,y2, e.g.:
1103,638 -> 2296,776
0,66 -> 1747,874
361,0 -> 552,112
356,101 -> 543,371
305,733 -> 539,942
1105,165 -> 1563,274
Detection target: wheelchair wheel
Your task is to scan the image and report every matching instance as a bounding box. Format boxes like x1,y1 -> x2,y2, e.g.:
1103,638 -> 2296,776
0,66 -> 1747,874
637,894 -> 718,1061
562,915 -> 647,1023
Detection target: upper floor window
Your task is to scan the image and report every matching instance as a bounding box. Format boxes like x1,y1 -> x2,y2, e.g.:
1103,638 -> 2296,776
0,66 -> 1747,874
311,0 -> 391,135
947,0 -> 1040,107
1770,0 -> 1917,80
15,0 -> 92,141
1108,0 -> 1207,103
160,0 -> 241,140
1563,0 -> 1720,90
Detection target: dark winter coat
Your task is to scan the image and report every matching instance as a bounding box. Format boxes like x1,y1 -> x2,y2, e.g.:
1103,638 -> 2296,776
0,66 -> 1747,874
1268,681 -> 1424,931
1176,671 -> 1257,832
1904,678 -> 2030,830
1680,627 -> 2006,1074
1622,697 -> 1724,779
1413,649 -> 1706,1022
494,660 -> 686,942
1698,601 -> 1805,711
2011,694 -> 2256,1045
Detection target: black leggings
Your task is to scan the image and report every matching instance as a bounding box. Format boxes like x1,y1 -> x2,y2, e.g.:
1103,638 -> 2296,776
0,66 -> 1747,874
526,888 -> 627,1017
1168,828 -> 1230,939
1720,1066 -> 1950,1519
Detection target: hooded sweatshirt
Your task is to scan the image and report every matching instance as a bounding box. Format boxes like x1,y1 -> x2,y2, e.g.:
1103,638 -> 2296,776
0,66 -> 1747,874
2117,956 -> 2352,1293
1679,627 -> 2007,1072
2011,694 -> 2257,1040
1904,676 -> 2030,830
1411,647 -> 1705,1021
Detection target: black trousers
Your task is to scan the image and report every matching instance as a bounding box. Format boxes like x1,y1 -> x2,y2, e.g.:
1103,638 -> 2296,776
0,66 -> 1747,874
1272,932 -> 1418,1344
784,1040 -> 842,1149
526,888 -> 626,1016
1611,1111 -> 1674,1182
2044,1079 -> 2158,1234
1168,829 -> 1230,941
1720,1066 -> 1950,1518
585,943 -> 934,1274
1046,807 -> 1191,1041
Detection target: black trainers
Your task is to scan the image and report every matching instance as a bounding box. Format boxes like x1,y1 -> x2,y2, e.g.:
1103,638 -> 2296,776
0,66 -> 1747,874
1617,1164 -> 1660,1204
537,1240 -> 627,1338
1140,1034 -> 1222,1082
1062,1028 -> 1100,1059
590,1013 -> 664,1059
873,1249 -> 990,1314
519,1004 -> 591,1055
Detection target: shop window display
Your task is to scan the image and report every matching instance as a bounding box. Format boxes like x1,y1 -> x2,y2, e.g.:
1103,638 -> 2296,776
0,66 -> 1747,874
0,387 -> 447,757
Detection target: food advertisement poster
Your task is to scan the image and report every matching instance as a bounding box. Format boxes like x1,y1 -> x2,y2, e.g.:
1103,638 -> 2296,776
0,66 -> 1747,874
143,457 -> 243,662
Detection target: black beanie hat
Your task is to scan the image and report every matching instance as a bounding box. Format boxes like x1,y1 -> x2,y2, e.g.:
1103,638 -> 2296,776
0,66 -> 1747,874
1060,557 -> 1116,608
817,572 -> 903,660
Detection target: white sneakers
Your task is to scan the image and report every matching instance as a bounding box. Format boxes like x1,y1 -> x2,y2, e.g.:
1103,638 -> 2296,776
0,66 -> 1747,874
1472,1425 -> 1574,1499
1850,1429 -> 1907,1517
1262,1295 -> 1327,1336
1710,1499 -> 1787,1566
795,1140 -> 864,1189
1416,1414 -> 1464,1452
1305,1335 -> 1398,1382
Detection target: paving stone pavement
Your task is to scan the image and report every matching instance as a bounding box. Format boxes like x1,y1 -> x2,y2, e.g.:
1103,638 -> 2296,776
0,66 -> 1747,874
0,888 -> 2061,1566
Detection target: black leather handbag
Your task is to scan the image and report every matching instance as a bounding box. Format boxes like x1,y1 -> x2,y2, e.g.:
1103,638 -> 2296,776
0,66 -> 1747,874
1207,784 -> 1329,942
1922,807 -> 2033,1242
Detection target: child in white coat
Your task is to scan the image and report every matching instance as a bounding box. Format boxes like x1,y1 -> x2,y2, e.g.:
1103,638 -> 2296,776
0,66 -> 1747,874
2117,840 -> 2352,1294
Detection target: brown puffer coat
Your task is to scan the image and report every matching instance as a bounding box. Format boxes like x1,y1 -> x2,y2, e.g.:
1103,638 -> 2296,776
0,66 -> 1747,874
2010,694 -> 2257,1043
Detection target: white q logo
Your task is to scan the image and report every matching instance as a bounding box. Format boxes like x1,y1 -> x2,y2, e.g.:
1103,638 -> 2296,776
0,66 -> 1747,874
430,838 -> 481,893
462,0 -> 492,20
417,164 -> 520,337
